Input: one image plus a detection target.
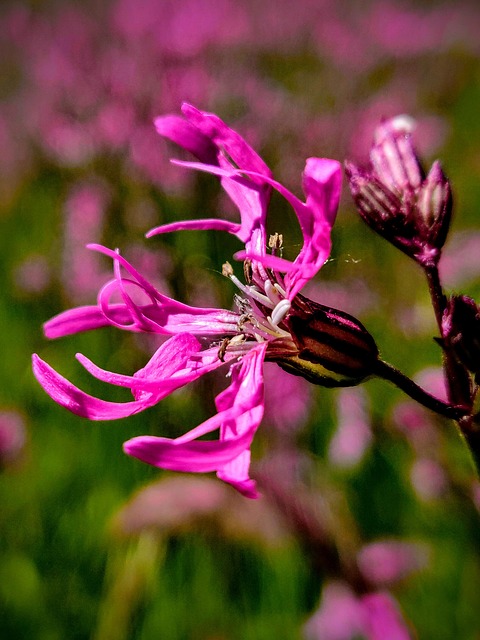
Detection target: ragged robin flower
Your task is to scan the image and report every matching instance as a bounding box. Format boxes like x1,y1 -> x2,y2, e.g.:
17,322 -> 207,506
32,104 -> 382,498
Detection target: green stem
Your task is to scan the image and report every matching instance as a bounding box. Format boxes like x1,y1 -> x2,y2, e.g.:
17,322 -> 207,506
424,264 -> 472,408
422,264 -> 480,475
460,416 -> 480,477
375,359 -> 468,421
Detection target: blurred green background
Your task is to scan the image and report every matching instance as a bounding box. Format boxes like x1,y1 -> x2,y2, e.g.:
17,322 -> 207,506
1,0 -> 480,638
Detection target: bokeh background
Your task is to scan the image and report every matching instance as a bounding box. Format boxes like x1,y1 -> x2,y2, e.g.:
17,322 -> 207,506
1,0 -> 480,638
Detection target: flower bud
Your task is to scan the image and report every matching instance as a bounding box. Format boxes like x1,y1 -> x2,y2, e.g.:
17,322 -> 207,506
417,160 -> 452,248
278,295 -> 379,387
346,116 -> 452,268
442,295 -> 480,379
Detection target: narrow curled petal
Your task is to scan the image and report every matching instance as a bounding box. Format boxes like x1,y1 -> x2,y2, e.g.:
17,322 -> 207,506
76,344 -> 235,392
146,218 -> 241,239
124,344 -> 267,498
123,417 -> 254,473
154,115 -> 217,164
187,158 -> 341,297
179,102 -> 272,186
287,158 -> 342,298
32,354 -> 158,420
32,334 -> 216,420
44,305 -> 124,339
155,103 -> 273,248
88,244 -> 239,335
215,342 -> 266,497
46,300 -> 239,338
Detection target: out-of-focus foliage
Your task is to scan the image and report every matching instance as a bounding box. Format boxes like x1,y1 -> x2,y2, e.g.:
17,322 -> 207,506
1,0 -> 480,638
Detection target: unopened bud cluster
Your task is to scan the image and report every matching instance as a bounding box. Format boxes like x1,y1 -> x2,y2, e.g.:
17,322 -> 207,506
345,116 -> 480,428
345,116 -> 452,268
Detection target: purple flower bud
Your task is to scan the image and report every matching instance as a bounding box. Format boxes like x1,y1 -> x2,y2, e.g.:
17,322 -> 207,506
417,160 -> 452,248
346,116 -> 452,267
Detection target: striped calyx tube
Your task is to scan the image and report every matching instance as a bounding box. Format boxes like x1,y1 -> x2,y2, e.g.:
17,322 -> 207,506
277,294 -> 379,388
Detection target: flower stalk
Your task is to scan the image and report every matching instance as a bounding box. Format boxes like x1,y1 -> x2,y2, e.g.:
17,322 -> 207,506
374,359 -> 468,422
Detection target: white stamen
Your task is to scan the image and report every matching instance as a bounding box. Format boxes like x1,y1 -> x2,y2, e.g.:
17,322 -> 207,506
270,299 -> 291,327
264,279 -> 282,305
273,282 -> 287,297
266,320 -> 292,338
230,274 -> 274,308
248,314 -> 284,338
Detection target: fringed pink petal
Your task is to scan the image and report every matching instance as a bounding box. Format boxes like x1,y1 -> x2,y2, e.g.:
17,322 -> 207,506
146,218 -> 241,239
32,354 -> 160,420
123,427 -> 254,474
125,344 -> 266,497
180,103 -> 271,182
154,114 -> 217,164
285,158 -> 342,298
155,102 -> 273,248
233,249 -> 297,273
90,244 -> 239,335
43,305 -> 123,339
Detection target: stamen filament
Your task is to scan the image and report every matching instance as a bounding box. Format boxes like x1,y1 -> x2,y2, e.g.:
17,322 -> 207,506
265,279 -> 282,305
230,274 -> 275,308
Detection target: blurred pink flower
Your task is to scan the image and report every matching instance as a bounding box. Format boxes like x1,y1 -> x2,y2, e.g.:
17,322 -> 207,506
2,0 -> 475,196
361,591 -> 412,640
367,1 -> 479,57
304,581 -> 367,640
440,230 -> 480,288
115,475 -> 288,544
392,400 -> 440,452
304,581 -> 412,640
13,255 -> 51,295
357,540 -> 429,586
63,181 -> 111,302
0,411 -> 26,464
414,366 -> 448,403
303,278 -> 377,319
263,362 -> 312,434
391,367 -> 450,501
471,482 -> 480,514
410,458 -> 448,501
33,104 -> 342,498
328,387 -> 372,468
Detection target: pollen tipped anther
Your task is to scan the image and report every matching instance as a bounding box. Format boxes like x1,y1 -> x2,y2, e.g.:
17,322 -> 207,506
222,261 -> 234,277
268,233 -> 283,252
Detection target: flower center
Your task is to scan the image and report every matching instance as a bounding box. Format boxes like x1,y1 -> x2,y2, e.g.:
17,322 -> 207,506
222,259 -> 292,342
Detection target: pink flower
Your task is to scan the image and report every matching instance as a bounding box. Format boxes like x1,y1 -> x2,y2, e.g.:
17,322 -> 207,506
32,103 -> 342,498
304,581 -> 413,640
328,387 -> 372,468
0,411 -> 26,464
357,540 -> 429,587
